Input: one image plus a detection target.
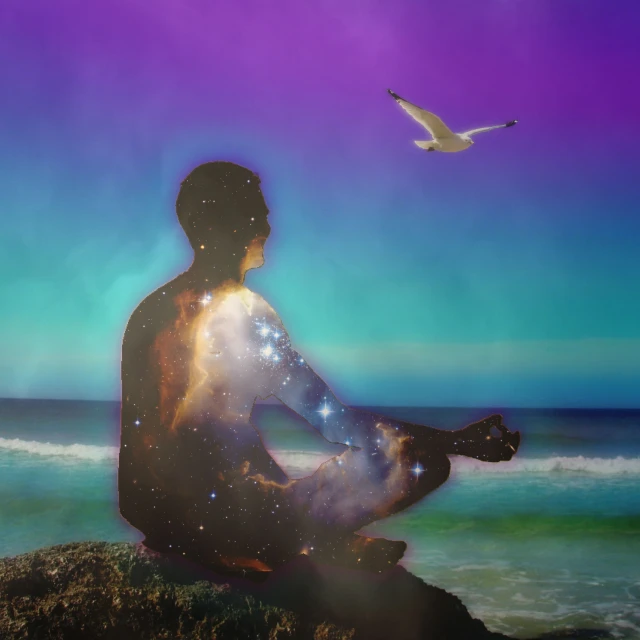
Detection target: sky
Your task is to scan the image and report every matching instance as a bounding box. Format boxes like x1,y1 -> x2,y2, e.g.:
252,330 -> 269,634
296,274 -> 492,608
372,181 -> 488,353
1,0 -> 639,407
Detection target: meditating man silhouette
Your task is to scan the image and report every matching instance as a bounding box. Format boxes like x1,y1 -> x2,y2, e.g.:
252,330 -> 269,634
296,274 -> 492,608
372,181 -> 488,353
118,161 -> 521,575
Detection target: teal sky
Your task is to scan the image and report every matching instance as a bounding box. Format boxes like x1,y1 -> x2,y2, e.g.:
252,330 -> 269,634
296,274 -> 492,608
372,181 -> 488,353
1,0 -> 639,407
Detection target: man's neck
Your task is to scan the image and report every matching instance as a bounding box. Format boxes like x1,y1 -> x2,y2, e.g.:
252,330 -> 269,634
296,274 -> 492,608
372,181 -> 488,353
186,260 -> 245,288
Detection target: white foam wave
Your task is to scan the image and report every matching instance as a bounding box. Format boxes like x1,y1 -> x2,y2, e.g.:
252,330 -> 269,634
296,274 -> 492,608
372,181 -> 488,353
269,450 -> 338,478
2,438 -> 639,476
0,438 -> 118,462
451,455 -> 640,475
273,450 -> 640,477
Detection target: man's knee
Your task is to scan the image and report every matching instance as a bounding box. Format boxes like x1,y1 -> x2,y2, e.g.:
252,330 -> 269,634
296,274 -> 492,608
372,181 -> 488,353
434,455 -> 451,486
419,454 -> 451,489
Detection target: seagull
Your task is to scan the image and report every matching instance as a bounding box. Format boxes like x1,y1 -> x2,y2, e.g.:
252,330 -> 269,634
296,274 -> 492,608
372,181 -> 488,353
388,89 -> 517,153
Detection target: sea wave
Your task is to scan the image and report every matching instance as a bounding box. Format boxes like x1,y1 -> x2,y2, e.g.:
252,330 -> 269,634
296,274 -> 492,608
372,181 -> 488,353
451,455 -> 640,475
0,438 -> 118,462
274,450 -> 640,477
2,438 -> 640,476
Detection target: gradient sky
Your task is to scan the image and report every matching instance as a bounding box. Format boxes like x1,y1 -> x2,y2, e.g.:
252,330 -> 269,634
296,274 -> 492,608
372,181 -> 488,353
1,0 -> 639,407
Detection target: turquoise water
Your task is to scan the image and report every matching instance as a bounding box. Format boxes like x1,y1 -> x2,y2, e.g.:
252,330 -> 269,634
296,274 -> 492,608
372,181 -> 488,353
1,399 -> 640,638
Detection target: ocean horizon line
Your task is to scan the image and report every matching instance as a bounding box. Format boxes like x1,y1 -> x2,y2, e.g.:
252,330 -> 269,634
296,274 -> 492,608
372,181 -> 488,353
1,396 -> 640,412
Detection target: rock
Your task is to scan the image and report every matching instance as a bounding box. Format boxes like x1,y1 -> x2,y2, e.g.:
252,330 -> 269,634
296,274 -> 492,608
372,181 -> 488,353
0,541 -> 510,639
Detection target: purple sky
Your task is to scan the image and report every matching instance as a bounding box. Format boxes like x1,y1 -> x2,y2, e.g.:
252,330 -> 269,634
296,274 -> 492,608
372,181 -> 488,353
1,0 -> 639,406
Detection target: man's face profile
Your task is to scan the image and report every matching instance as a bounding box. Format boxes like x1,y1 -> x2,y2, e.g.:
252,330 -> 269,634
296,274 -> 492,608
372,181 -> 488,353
243,234 -> 268,271
242,190 -> 270,272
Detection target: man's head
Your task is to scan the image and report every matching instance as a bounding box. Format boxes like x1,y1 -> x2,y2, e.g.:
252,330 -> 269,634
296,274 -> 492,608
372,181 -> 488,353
176,162 -> 271,274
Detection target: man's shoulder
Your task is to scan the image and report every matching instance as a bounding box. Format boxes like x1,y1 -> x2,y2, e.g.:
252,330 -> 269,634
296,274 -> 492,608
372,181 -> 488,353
123,282 -> 177,338
239,288 -> 281,322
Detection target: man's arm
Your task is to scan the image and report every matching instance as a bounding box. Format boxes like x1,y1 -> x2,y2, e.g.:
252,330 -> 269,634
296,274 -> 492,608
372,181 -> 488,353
251,304 -> 354,444
252,298 -> 456,451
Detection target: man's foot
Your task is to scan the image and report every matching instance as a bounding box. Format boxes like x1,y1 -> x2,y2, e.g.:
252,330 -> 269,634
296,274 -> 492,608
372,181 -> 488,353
309,534 -> 407,573
452,414 -> 520,462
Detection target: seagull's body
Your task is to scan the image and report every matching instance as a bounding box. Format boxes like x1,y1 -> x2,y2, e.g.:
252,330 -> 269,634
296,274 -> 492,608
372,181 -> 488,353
388,89 -> 517,153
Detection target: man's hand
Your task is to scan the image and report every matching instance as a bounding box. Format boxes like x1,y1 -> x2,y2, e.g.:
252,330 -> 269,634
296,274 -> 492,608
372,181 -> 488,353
453,414 -> 521,462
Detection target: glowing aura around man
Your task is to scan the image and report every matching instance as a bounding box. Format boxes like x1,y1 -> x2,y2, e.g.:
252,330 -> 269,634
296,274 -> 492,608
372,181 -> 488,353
118,162 -> 520,574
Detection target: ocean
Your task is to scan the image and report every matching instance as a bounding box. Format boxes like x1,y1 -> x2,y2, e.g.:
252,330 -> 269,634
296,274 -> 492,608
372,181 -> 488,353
1,398 -> 639,639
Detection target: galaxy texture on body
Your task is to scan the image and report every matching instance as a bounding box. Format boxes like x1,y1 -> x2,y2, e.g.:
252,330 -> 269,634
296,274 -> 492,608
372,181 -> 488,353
118,162 -> 520,572
1,0 -> 639,407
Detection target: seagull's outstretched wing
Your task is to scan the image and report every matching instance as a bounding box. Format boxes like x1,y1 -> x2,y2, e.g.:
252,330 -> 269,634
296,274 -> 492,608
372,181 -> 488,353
388,89 -> 454,139
464,120 -> 518,137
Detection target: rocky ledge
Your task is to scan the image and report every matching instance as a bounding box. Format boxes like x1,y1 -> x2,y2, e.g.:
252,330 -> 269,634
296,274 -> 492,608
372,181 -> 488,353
0,541 -> 510,639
